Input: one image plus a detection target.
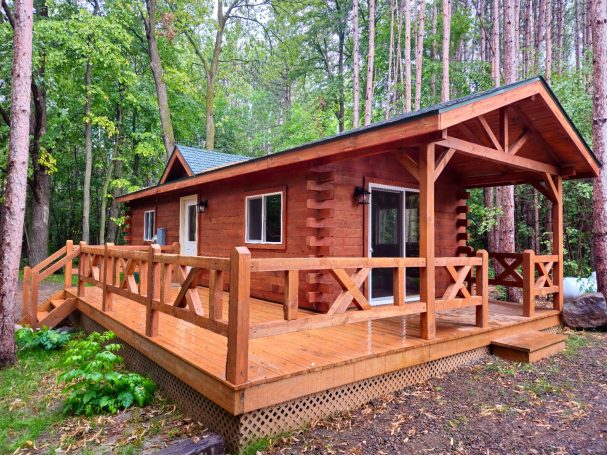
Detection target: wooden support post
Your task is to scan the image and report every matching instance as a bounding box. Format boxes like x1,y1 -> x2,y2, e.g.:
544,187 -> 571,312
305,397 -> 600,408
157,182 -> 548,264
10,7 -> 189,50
523,249 -> 535,317
552,176 -> 564,311
29,270 -> 39,328
284,270 -> 298,320
393,267 -> 405,306
419,143 -> 436,339
209,269 -> 224,321
145,244 -> 161,337
226,247 -> 251,386
22,266 -> 31,326
102,243 -> 114,312
476,249 -> 489,328
77,241 -> 87,297
64,240 -> 73,289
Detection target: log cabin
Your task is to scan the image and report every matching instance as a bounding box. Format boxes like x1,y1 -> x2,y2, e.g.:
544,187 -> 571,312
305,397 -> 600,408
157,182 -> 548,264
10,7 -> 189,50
21,76 -> 600,451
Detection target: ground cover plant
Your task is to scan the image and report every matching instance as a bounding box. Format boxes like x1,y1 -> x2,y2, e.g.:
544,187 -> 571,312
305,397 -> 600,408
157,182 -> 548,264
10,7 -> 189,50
59,331 -> 156,416
15,326 -> 71,351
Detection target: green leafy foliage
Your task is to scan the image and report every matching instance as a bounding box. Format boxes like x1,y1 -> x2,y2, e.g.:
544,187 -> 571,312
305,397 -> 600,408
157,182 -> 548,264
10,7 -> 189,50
15,326 -> 71,351
59,331 -> 155,416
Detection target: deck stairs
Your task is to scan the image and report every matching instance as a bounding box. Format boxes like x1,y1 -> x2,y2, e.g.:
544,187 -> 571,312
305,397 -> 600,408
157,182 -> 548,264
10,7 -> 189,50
27,290 -> 77,329
21,240 -> 80,329
491,330 -> 566,363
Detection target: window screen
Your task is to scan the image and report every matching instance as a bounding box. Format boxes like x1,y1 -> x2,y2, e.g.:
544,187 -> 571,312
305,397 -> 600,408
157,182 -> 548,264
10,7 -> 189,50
246,192 -> 282,244
144,211 -> 155,241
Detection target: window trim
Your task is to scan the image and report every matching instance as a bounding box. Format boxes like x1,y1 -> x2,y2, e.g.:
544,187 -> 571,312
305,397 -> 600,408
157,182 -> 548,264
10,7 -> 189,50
143,210 -> 156,242
244,189 -> 285,247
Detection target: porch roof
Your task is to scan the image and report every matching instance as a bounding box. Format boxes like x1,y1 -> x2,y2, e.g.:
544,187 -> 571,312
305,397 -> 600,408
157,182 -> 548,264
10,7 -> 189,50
117,76 -> 599,204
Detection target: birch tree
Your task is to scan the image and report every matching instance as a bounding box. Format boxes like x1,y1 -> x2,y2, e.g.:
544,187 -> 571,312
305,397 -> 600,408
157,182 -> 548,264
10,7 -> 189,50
0,0 -> 33,367
364,0 -> 376,125
441,0 -> 451,102
592,0 -> 607,296
353,0 -> 360,127
414,0 -> 425,111
404,0 -> 412,111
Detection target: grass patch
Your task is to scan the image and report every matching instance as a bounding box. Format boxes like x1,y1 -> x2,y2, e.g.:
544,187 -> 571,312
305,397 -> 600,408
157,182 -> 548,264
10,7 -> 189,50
564,331 -> 593,358
0,348 -> 65,452
523,376 -> 565,397
484,359 -> 535,376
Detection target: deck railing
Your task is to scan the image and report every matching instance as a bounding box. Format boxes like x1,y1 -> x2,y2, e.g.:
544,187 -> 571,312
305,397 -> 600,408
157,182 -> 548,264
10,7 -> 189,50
488,250 -> 560,316
69,244 -> 492,386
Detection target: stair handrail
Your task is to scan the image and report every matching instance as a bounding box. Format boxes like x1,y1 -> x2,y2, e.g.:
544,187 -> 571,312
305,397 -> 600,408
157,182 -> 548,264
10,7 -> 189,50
22,240 -> 80,327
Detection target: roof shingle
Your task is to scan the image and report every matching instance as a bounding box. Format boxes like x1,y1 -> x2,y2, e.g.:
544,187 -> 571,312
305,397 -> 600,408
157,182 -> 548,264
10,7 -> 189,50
176,144 -> 250,174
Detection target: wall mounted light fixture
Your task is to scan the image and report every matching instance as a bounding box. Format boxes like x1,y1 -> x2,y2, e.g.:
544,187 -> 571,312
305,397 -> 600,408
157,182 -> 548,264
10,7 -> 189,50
354,187 -> 371,205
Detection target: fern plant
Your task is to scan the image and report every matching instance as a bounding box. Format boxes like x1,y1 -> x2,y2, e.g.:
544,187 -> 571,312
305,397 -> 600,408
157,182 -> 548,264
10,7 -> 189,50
15,326 -> 71,351
59,331 -> 156,416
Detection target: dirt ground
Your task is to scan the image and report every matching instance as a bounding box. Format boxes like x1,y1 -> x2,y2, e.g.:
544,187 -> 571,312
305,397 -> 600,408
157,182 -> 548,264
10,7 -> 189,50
264,330 -> 607,455
14,280 -> 63,321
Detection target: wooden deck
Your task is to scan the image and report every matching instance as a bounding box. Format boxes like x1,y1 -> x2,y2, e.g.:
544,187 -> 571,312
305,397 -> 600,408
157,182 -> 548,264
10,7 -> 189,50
68,284 -> 561,415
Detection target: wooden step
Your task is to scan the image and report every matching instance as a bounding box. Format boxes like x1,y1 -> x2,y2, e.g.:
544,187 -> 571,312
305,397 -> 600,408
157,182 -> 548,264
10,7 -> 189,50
491,330 -> 566,363
37,298 -> 77,329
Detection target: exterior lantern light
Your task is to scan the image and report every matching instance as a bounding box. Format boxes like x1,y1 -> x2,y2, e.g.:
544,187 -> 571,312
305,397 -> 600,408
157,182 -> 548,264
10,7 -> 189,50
354,187 -> 371,205
197,200 -> 208,213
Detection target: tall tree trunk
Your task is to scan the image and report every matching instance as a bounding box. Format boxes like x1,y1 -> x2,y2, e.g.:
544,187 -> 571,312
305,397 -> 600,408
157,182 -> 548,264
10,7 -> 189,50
441,0 -> 451,102
28,67 -> 50,266
575,0 -> 581,72
430,1 -> 437,99
353,0 -> 361,128
205,2 -> 227,150
536,0 -> 546,71
492,0 -> 500,86
545,0 -> 552,83
143,0 -> 174,159
337,13 -> 346,132
414,0 -> 425,110
82,59 -> 93,244
386,0 -> 395,118
592,0 -> 607,296
404,0 -> 412,111
395,0 -> 403,107
99,103 -> 123,244
500,0 -> 519,302
364,0 -> 376,125
0,0 -> 33,367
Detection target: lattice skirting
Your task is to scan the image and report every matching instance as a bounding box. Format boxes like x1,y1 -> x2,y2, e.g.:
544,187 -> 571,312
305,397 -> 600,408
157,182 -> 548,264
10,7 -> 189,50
72,312 -> 561,452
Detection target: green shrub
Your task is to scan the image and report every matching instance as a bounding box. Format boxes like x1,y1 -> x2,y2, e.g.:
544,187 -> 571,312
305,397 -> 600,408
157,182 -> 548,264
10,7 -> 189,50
59,331 -> 156,416
15,326 -> 71,351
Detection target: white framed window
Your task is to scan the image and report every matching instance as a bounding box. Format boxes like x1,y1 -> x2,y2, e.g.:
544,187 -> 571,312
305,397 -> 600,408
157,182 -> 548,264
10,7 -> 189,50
245,191 -> 283,244
143,210 -> 155,241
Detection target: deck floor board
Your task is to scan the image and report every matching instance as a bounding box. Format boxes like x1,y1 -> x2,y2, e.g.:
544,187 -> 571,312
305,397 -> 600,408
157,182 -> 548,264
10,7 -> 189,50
69,286 -> 559,388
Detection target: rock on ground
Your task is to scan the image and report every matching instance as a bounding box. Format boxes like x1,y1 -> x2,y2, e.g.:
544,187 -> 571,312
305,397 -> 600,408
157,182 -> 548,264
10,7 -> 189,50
563,292 -> 607,329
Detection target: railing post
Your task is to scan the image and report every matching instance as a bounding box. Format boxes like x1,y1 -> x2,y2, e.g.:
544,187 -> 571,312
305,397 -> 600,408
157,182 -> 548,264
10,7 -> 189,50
476,250 -> 489,328
64,240 -> 74,289
393,267 -> 405,306
523,249 -> 535,317
226,247 -> 251,385
419,143 -> 436,339
284,270 -> 299,319
552,175 -> 564,311
22,266 -> 32,326
102,243 -> 114,312
29,269 -> 39,328
77,241 -> 87,297
145,244 -> 161,337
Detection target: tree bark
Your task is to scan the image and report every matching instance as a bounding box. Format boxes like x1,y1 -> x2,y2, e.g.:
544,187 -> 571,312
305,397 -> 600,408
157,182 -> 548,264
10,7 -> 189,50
353,0 -> 361,128
592,0 -> 607,296
491,0 -> 500,86
99,103 -> 123,244
143,0 -> 174,159
501,0 -> 519,302
364,0 -> 375,125
205,1 -> 227,150
0,0 -> 33,367
386,0 -> 395,118
82,58 -> 93,244
414,0 -> 425,110
441,0 -> 451,102
430,2 -> 437,98
404,0 -> 412,111
545,0 -> 552,83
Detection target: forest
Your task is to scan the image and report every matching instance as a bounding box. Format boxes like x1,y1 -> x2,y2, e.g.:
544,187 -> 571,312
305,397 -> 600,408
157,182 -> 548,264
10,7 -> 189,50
0,0 -> 598,277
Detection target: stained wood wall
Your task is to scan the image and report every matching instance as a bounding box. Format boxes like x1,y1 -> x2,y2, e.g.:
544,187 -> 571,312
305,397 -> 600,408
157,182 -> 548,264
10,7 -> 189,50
127,151 -> 464,312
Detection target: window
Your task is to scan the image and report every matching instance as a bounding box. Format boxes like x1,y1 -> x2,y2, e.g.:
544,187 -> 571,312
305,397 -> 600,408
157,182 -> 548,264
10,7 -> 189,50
144,210 -> 155,241
246,192 -> 283,244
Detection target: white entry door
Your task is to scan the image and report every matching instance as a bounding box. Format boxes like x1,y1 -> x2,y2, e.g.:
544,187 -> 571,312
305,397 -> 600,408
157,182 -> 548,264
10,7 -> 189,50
180,195 -> 198,256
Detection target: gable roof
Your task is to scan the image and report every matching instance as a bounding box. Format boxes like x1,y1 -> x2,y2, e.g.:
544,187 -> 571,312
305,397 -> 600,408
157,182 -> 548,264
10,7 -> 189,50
118,76 -> 599,203
159,144 -> 251,184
